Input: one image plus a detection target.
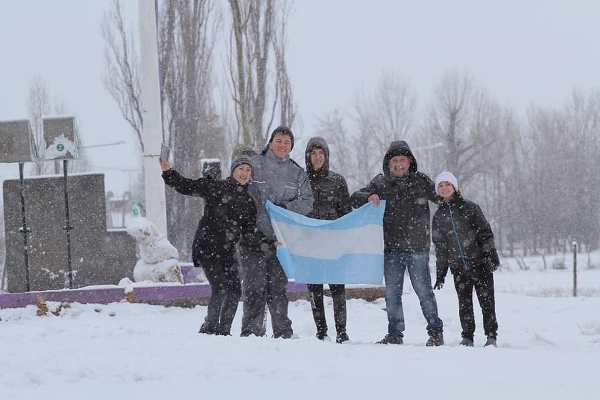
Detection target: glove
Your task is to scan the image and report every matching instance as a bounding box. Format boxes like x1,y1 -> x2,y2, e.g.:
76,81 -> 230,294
259,237 -> 277,253
434,278 -> 444,290
480,257 -> 498,273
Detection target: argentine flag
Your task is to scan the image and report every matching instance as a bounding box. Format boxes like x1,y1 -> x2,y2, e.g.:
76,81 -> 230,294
266,201 -> 385,284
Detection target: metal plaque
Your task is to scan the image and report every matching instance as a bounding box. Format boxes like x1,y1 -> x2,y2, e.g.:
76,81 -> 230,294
0,119 -> 35,163
42,116 -> 79,160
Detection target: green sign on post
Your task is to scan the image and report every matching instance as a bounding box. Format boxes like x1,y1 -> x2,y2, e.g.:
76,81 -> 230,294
132,202 -> 142,217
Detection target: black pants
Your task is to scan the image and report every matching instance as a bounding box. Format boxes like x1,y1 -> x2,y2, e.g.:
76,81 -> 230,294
453,268 -> 498,339
307,284 -> 347,336
196,253 -> 241,335
239,244 -> 293,338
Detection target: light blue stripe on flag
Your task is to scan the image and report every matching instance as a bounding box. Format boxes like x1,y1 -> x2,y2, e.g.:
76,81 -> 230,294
266,200 -> 385,284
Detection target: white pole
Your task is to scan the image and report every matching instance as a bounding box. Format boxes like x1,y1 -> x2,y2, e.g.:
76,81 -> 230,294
138,0 -> 167,235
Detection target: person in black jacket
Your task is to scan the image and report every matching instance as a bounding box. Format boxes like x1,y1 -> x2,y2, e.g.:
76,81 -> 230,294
432,171 -> 500,347
351,140 -> 444,346
305,137 -> 352,343
160,155 -> 256,336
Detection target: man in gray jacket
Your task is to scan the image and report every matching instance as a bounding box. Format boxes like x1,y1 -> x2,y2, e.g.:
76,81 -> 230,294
240,126 -> 314,338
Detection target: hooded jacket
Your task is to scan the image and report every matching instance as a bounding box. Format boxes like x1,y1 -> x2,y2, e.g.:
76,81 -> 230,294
162,169 -> 257,261
304,137 -> 352,220
351,140 -> 436,252
432,191 -> 500,280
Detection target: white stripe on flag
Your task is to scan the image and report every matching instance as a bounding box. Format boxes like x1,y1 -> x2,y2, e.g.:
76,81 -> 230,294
271,220 -> 383,260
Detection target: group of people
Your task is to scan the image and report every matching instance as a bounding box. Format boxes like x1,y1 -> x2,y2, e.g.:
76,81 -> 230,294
159,126 -> 500,347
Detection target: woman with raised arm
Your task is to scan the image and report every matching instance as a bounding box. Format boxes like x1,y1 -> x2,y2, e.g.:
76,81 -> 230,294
160,155 -> 257,336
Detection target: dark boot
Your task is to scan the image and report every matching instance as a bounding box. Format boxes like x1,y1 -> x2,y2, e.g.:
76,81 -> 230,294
240,245 -> 268,337
460,337 -> 474,347
426,332 -> 444,346
199,322 -> 217,335
485,336 -> 497,347
266,257 -> 293,339
376,334 -> 403,344
336,332 -> 350,344
330,284 -> 347,337
217,280 -> 241,337
308,284 -> 328,338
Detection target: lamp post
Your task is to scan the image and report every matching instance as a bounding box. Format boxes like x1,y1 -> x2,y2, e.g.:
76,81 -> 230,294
572,240 -> 578,297
138,0 -> 167,235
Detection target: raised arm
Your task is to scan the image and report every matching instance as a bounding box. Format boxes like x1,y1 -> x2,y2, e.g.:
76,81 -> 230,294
161,165 -> 216,197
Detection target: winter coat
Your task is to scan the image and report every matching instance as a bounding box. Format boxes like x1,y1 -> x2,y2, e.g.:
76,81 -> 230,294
162,169 -> 257,261
432,191 -> 500,281
305,137 -> 352,220
246,149 -> 314,241
351,140 -> 436,252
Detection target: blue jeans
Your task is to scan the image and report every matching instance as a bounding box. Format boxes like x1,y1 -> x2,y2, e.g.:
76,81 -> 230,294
384,250 -> 443,337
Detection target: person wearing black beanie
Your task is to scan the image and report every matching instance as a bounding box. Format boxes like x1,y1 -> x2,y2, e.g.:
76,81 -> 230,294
160,158 -> 256,336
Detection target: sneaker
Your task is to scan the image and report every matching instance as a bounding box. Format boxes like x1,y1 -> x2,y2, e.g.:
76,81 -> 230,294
460,337 -> 474,347
376,334 -> 403,344
426,332 -> 444,346
336,332 -> 350,344
484,336 -> 497,347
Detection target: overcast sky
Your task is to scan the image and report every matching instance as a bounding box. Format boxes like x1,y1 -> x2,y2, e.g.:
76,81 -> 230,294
1,0 -> 600,195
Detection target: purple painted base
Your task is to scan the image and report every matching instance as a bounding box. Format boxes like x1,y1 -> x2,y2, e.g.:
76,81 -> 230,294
0,282 -> 310,310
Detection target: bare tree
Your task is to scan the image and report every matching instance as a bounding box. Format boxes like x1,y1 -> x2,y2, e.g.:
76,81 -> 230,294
27,76 -> 51,175
309,67 -> 600,256
313,72 -> 416,189
227,0 -> 295,150
524,90 -> 600,254
101,0 -> 144,152
101,0 -> 224,260
161,0 -> 223,259
502,90 -> 600,256
26,77 -> 87,175
68,123 -> 93,175
425,69 -> 503,188
314,109 -> 359,189
351,71 -> 417,185
271,1 -> 295,128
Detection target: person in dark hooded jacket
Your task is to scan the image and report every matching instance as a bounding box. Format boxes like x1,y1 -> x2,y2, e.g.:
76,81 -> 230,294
160,156 -> 257,336
351,140 -> 444,346
432,171 -> 499,347
304,137 -> 352,343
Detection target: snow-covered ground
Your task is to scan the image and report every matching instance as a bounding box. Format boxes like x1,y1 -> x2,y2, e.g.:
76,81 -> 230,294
1,265 -> 599,399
